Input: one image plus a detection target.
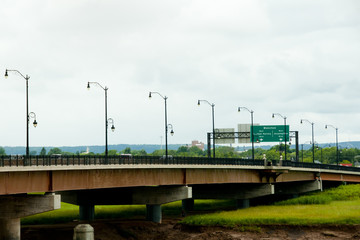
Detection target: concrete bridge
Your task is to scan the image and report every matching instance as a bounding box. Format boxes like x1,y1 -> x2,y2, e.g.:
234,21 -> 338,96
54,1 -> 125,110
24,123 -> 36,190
1,155 -> 360,239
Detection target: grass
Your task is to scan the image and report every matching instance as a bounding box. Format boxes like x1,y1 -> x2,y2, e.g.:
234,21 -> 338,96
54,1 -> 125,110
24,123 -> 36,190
275,184 -> 360,205
181,200 -> 360,226
181,184 -> 360,227
21,200 -> 235,225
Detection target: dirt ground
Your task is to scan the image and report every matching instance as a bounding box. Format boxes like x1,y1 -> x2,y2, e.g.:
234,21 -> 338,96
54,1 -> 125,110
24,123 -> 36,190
21,218 -> 360,240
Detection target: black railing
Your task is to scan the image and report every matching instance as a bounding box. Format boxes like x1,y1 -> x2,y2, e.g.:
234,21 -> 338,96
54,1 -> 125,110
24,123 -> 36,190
0,155 -> 359,173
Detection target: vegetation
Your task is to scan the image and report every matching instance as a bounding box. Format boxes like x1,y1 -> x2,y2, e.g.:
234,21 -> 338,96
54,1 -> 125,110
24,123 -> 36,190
21,200 -> 234,225
275,184 -> 360,205
0,146 -> 5,155
181,184 -> 360,227
181,200 -> 360,226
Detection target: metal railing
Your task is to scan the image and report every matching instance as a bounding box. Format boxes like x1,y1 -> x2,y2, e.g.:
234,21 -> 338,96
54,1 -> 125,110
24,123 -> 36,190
0,155 -> 359,173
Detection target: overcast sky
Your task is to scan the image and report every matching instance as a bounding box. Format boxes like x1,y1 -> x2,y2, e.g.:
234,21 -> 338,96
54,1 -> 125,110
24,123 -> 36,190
1,0 -> 359,148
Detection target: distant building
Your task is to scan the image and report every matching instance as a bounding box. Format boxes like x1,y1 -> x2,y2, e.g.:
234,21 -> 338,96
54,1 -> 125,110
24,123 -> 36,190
192,140 -> 204,150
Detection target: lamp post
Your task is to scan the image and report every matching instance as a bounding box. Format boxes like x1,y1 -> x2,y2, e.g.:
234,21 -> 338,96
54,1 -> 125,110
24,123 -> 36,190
149,92 -> 171,161
238,107 -> 254,160
272,113 -> 287,161
5,69 -> 37,164
325,124 -> 339,165
87,82 -> 114,164
198,100 -> 215,158
301,119 -> 315,163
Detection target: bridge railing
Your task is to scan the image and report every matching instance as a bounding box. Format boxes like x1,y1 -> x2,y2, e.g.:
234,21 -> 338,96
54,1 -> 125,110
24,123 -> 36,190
1,155 -> 360,173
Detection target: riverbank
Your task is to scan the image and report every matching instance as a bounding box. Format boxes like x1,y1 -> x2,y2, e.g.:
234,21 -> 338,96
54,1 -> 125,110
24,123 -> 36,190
22,218 -> 360,240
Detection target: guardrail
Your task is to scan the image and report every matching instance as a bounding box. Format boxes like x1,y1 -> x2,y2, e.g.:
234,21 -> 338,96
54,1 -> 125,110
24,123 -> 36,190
0,155 -> 359,173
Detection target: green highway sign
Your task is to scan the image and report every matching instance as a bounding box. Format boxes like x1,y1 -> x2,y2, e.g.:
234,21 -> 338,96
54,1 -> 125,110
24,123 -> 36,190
251,125 -> 289,142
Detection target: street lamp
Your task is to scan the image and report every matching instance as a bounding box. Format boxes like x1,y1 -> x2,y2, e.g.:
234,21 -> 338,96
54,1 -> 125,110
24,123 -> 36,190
198,100 -> 215,158
5,69 -> 37,164
272,113 -> 287,161
87,82 -> 114,164
149,91 -> 171,161
238,107 -> 255,160
108,118 -> 115,132
325,124 -> 339,165
168,124 -> 175,136
301,119 -> 315,163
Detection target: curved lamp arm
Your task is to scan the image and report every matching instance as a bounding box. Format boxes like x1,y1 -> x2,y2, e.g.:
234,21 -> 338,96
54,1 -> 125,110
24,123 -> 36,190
87,81 -> 108,91
29,112 -> 37,127
107,118 -> 115,132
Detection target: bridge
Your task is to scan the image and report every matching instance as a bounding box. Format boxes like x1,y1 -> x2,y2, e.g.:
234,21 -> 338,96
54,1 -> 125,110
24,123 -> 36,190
1,155 -> 360,239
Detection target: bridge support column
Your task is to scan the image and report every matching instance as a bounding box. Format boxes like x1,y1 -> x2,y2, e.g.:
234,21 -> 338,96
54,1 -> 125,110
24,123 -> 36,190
79,204 -> 95,221
0,218 -> 20,240
236,199 -> 250,209
182,198 -> 194,212
0,193 -> 60,240
146,204 -> 162,223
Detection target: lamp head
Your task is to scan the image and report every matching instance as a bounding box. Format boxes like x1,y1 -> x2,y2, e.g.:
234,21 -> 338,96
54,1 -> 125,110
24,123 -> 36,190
300,119 -> 303,124
170,129 -> 174,136
149,92 -> 152,98
197,100 -> 200,106
87,82 -> 90,90
111,125 -> 115,132
238,107 -> 241,112
5,69 -> 8,78
272,113 -> 275,118
33,119 -> 38,128
325,125 -> 328,129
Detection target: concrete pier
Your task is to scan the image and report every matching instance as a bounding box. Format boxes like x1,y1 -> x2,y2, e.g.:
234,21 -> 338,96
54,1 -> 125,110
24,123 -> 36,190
0,193 -> 61,240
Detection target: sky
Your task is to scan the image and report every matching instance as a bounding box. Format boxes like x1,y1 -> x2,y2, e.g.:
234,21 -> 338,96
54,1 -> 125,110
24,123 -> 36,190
0,0 -> 359,148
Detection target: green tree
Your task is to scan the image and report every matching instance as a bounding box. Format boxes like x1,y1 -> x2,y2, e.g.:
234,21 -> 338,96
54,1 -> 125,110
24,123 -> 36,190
131,149 -> 147,156
188,146 -> 205,157
40,147 -> 46,156
122,147 -> 131,154
215,146 -> 239,158
48,148 -> 62,155
108,149 -> 118,155
0,147 -> 5,155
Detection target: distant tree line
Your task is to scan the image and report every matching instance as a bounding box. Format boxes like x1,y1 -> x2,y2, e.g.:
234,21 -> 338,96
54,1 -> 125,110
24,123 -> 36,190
1,144 -> 360,165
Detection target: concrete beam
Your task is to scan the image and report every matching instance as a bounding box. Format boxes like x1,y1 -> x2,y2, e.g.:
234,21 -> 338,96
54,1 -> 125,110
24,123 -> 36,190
0,193 -> 60,240
0,193 -> 61,218
60,186 -> 192,205
132,186 -> 192,205
191,183 -> 274,199
275,180 -> 321,195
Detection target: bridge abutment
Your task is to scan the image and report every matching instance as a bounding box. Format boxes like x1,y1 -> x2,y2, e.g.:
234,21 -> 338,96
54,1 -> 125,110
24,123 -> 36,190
0,193 -> 61,240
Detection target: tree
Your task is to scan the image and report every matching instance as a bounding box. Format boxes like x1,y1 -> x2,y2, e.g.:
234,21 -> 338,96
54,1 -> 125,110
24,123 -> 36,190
40,147 -> 46,156
108,149 -> 118,155
122,147 -> 131,154
188,146 -> 205,157
0,147 -> 5,155
48,148 -> 62,155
